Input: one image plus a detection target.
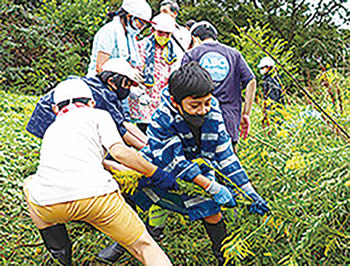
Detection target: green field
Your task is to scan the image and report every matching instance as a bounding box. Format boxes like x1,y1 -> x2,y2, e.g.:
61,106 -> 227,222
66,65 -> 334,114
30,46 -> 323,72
1,86 -> 349,265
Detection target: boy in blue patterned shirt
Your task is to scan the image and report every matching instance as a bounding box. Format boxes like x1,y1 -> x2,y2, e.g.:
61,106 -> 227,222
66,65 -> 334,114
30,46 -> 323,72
100,62 -> 269,264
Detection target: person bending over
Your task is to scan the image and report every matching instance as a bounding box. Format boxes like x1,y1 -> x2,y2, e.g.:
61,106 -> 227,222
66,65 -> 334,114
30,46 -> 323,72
23,79 -> 175,265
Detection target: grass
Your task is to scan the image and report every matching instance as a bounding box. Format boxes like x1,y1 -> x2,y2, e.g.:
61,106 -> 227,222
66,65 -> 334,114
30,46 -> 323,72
0,83 -> 349,265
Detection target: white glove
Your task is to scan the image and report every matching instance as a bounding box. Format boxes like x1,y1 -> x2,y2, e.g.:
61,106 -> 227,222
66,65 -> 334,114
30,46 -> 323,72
129,87 -> 144,98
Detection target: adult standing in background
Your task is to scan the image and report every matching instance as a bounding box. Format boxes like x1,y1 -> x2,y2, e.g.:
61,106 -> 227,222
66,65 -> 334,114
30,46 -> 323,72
159,0 -> 191,69
86,0 -> 151,144
87,0 -> 152,77
183,21 -> 257,152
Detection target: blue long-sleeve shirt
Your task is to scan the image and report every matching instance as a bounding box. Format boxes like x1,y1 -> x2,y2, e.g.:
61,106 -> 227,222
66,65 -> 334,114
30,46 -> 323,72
141,88 -> 249,187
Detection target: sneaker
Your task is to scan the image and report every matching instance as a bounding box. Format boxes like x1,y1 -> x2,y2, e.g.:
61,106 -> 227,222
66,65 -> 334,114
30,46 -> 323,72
96,242 -> 126,263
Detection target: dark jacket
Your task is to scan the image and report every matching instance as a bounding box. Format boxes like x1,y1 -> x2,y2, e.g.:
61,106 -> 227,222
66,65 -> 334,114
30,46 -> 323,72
262,73 -> 285,104
26,76 -> 127,139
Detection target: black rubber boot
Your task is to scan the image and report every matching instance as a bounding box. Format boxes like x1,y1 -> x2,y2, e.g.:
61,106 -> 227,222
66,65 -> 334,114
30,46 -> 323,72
203,218 -> 228,266
97,242 -> 127,263
39,224 -> 72,266
146,223 -> 165,242
96,221 -> 165,264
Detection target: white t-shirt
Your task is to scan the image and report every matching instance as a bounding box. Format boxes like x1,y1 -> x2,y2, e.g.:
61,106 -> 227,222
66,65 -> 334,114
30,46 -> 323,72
171,24 -> 192,70
26,107 -> 123,206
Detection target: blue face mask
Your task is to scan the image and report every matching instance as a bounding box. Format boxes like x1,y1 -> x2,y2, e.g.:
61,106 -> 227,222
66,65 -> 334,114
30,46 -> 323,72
126,17 -> 143,36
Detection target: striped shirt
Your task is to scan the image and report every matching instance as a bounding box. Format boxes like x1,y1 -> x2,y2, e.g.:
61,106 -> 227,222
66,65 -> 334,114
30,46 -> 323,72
141,88 -> 249,187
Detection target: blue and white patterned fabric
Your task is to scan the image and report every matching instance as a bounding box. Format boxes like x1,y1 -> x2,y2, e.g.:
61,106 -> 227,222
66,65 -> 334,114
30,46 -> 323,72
143,34 -> 177,87
130,88 -> 249,220
26,76 -> 127,139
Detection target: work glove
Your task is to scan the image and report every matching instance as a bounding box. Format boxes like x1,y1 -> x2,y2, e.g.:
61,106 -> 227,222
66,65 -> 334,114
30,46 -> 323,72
138,168 -> 178,191
241,182 -> 270,215
206,180 -> 236,207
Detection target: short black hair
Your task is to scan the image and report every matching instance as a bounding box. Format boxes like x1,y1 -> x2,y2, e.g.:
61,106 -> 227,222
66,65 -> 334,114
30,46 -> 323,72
169,62 -> 214,103
191,22 -> 217,41
56,98 -> 91,111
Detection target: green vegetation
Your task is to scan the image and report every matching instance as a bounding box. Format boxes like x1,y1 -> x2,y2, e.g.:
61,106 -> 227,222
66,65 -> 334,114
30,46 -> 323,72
1,0 -> 349,265
1,73 -> 349,264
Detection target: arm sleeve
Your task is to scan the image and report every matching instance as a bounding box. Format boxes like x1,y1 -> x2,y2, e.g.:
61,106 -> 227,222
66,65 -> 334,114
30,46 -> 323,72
94,87 -> 127,137
143,119 -> 201,181
98,111 -> 124,151
181,52 -> 192,66
26,91 -> 56,139
214,117 -> 249,187
263,78 -> 269,99
94,25 -> 115,55
238,52 -> 255,89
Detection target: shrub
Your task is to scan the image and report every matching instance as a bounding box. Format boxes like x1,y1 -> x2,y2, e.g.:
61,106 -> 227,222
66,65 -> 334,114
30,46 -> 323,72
0,0 -> 108,95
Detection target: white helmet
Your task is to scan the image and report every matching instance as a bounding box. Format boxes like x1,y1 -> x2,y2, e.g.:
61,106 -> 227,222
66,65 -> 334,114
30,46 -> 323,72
122,0 -> 152,22
54,79 -> 92,104
258,57 -> 275,68
152,13 -> 176,33
101,58 -> 140,85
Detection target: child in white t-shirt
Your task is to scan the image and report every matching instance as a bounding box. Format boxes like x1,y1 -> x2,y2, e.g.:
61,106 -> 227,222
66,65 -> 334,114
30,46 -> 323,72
23,79 -> 174,265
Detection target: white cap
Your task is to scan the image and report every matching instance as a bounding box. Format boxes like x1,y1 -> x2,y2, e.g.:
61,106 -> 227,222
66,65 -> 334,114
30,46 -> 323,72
54,79 -> 92,104
122,0 -> 152,22
152,13 -> 176,33
258,57 -> 275,68
102,58 -> 139,85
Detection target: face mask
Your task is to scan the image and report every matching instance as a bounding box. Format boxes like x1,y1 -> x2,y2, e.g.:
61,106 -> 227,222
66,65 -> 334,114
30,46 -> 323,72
126,19 -> 141,36
155,34 -> 170,47
181,106 -> 206,128
99,71 -> 130,100
109,75 -> 130,100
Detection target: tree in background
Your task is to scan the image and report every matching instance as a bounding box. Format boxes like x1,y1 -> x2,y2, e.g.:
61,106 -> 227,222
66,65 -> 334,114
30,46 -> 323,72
183,0 -> 349,80
1,0 -> 348,94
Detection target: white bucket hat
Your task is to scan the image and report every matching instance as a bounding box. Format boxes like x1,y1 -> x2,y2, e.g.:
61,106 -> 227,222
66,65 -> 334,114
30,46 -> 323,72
152,13 -> 176,33
122,0 -> 152,22
54,79 -> 92,104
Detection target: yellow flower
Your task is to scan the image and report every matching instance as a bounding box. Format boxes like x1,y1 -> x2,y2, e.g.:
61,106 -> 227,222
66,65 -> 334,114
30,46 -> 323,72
285,152 -> 306,171
279,108 -> 291,121
261,148 -> 268,161
345,180 -> 350,187
277,129 -> 288,138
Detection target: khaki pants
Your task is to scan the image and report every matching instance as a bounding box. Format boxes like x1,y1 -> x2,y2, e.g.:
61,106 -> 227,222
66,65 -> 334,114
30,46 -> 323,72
25,187 -> 145,246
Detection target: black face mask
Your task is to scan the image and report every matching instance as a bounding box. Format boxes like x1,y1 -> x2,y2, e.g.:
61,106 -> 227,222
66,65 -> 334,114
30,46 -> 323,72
99,71 -> 130,100
181,106 -> 206,128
